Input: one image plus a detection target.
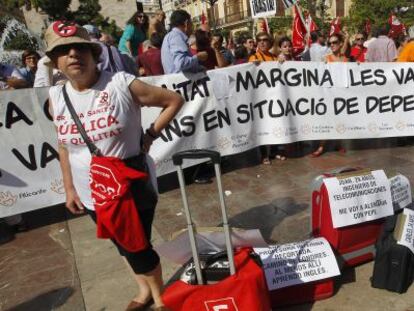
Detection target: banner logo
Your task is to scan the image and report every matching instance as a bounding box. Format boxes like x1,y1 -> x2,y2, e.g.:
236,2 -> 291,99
50,179 -> 65,194
0,191 -> 18,207
204,297 -> 238,311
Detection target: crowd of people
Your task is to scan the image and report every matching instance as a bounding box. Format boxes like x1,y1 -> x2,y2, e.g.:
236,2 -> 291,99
2,8 -> 414,310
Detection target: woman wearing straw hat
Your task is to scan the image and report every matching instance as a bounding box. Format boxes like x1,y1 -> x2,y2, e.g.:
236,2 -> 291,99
45,21 -> 183,311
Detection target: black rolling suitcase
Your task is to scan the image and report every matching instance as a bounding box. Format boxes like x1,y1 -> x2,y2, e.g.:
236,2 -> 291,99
371,212 -> 414,293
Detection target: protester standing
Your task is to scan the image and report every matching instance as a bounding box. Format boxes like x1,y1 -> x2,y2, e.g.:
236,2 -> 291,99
211,33 -> 234,66
84,24 -> 138,76
19,50 -> 40,87
350,32 -> 367,62
161,10 -> 207,74
149,10 -> 166,36
137,33 -> 165,76
248,32 -> 283,165
119,12 -> 149,58
311,33 -> 348,158
365,25 -> 397,62
45,21 -> 183,311
276,37 -> 294,61
0,62 -> 28,90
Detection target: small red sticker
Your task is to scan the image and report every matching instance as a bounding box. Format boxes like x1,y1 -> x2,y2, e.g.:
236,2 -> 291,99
52,21 -> 77,37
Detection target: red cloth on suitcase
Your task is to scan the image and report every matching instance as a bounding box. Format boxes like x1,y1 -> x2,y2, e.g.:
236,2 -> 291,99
162,248 -> 271,311
89,156 -> 149,252
312,171 -> 384,267
270,279 -> 334,307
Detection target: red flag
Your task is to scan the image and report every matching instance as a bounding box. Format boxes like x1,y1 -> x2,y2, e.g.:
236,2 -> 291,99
364,19 -> 371,35
304,10 -> 318,33
329,17 -> 341,37
201,10 -> 207,25
292,5 -> 307,53
388,13 -> 406,38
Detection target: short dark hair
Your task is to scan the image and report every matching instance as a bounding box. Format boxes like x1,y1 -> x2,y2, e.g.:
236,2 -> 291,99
234,45 -> 248,60
329,33 -> 344,43
170,10 -> 191,28
378,24 -> 390,36
278,36 -> 292,48
195,29 -> 211,50
310,31 -> 319,43
150,32 -> 164,48
212,32 -> 223,44
21,49 -> 40,66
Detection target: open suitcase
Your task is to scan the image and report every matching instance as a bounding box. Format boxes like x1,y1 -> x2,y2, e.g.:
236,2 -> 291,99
162,150 -> 271,311
311,168 -> 385,268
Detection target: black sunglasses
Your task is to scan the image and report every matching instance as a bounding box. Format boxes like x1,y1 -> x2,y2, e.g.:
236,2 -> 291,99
53,43 -> 91,55
329,40 -> 340,45
355,37 -> 364,41
137,14 -> 145,18
257,38 -> 269,42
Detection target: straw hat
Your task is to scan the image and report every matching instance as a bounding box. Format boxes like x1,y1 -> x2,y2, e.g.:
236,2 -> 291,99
45,21 -> 102,57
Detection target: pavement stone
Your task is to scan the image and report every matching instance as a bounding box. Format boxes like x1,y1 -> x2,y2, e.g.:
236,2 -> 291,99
2,141 -> 414,310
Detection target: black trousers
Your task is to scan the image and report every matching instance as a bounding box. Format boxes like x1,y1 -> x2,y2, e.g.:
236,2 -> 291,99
86,204 -> 160,274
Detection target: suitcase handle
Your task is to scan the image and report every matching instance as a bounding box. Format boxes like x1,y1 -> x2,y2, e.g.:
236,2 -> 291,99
173,150 -> 235,284
312,190 -> 321,236
172,149 -> 221,165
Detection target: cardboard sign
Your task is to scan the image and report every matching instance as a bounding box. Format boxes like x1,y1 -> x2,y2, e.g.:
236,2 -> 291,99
324,170 -> 394,228
249,0 -> 277,18
254,238 -> 340,291
390,174 -> 412,210
396,208 -> 414,254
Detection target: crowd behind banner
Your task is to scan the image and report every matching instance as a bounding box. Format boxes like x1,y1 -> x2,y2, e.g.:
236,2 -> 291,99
2,61 -> 414,217
1,6 -> 414,237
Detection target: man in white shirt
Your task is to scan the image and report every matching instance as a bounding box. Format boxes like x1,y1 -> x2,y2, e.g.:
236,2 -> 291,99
308,31 -> 329,61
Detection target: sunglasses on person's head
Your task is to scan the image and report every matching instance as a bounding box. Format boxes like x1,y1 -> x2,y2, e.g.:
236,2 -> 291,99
257,38 -> 269,42
329,40 -> 340,45
53,43 -> 91,55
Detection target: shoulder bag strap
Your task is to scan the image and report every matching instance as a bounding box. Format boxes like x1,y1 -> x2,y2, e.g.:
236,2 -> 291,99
106,44 -> 117,72
62,84 -> 101,156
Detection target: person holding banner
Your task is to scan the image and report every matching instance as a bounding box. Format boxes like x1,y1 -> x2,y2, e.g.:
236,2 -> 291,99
44,21 -> 183,311
311,33 -> 348,158
248,32 -> 287,164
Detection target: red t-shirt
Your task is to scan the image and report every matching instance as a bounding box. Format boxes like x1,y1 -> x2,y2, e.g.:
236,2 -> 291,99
137,48 -> 164,76
350,46 -> 367,62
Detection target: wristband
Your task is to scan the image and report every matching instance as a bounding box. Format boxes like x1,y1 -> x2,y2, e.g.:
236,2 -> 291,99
146,123 -> 159,140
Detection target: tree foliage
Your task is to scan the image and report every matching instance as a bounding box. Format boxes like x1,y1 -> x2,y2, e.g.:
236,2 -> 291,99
36,0 -> 71,20
349,0 -> 414,32
73,0 -> 101,25
3,31 -> 39,50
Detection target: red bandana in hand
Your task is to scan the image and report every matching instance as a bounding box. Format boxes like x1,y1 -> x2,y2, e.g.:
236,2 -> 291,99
90,156 -> 149,252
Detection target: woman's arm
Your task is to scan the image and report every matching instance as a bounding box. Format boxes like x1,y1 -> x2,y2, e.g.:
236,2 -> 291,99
58,144 -> 84,214
125,40 -> 133,56
129,80 -> 184,151
49,99 -> 84,214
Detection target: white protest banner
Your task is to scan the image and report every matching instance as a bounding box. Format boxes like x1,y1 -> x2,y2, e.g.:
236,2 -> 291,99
254,238 -> 340,291
390,174 -> 412,210
249,0 -> 277,18
323,170 -> 394,228
396,208 -> 414,254
3,62 -> 414,216
0,87 -> 64,217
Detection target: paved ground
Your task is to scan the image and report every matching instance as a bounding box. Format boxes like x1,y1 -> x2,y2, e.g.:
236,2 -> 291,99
2,139 -> 414,311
